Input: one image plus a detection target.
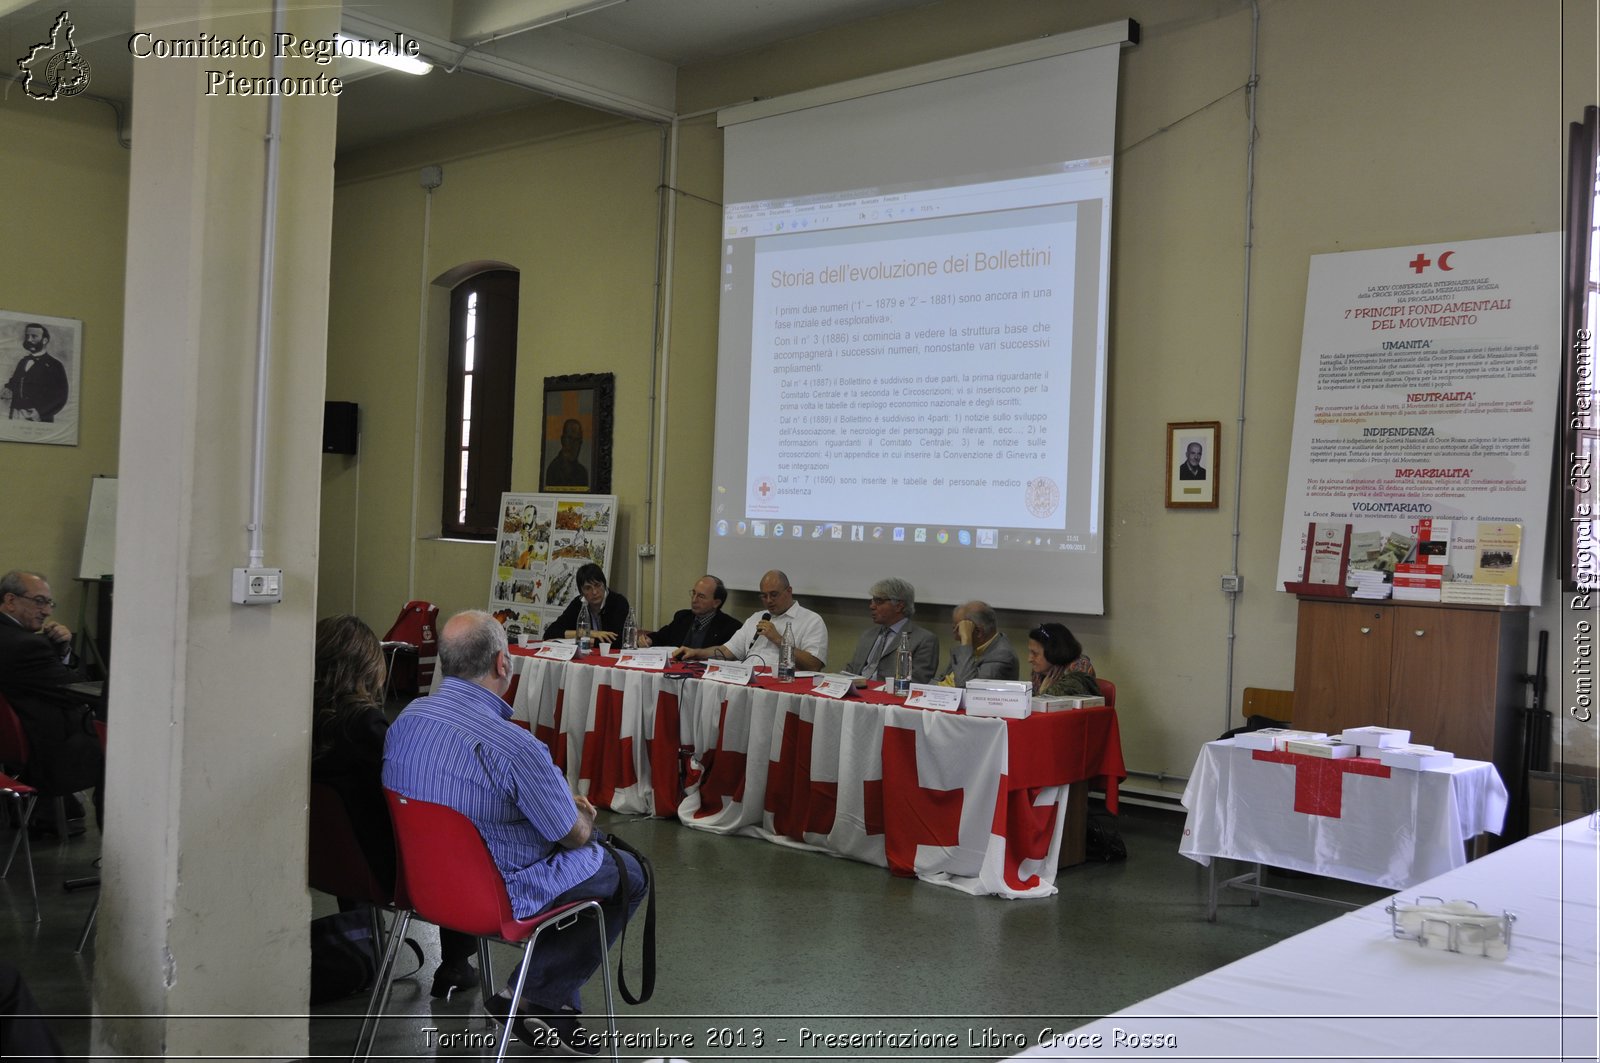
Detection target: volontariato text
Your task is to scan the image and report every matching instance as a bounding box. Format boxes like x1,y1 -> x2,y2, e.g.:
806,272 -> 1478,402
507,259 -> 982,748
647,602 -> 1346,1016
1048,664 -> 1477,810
126,30 -> 423,97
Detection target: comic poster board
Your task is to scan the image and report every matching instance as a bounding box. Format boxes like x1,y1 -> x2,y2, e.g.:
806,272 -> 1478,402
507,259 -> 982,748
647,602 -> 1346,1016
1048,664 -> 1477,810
488,492 -> 617,640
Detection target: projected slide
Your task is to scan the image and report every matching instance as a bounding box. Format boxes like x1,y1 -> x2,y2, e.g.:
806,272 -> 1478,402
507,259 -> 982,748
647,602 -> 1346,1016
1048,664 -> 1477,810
709,37 -> 1122,612
747,208 -> 1075,527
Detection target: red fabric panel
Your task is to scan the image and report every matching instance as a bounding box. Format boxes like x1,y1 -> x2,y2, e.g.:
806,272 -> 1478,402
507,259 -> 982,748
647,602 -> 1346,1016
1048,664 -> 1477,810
1252,749 -> 1391,817
1005,706 -> 1126,814
763,713 -> 838,840
576,684 -> 636,807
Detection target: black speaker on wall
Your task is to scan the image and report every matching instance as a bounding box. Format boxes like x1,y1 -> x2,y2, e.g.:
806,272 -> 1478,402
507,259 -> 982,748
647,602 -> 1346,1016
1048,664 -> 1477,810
323,401 -> 359,455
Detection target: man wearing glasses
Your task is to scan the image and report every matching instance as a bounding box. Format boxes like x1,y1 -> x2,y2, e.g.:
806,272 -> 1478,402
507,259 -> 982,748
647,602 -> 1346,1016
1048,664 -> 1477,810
674,569 -> 828,672
0,570 -> 103,826
842,577 -> 939,685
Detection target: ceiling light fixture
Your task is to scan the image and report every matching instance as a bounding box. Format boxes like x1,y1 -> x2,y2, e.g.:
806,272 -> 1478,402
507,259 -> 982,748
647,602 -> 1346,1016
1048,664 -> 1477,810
334,33 -> 432,75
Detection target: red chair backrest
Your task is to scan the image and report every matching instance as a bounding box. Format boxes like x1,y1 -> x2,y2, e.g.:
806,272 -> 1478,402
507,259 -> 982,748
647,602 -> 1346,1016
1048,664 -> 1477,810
382,601 -> 440,696
385,788 -> 517,938
1096,678 -> 1116,710
308,782 -> 392,905
0,692 -> 31,766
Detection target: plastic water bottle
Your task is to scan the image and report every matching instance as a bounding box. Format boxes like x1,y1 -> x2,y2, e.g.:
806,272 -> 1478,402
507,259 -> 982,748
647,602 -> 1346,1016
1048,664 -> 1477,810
893,632 -> 913,695
576,618 -> 591,656
620,611 -> 637,651
777,621 -> 795,681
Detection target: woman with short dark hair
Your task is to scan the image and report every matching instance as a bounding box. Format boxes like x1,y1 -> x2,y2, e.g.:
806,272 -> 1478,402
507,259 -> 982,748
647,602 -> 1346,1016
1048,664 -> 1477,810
543,564 -> 631,641
1025,622 -> 1100,698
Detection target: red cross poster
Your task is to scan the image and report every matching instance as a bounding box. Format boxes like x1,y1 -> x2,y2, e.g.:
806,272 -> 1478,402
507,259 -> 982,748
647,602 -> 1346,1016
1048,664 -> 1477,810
488,492 -> 618,638
1276,233 -> 1560,605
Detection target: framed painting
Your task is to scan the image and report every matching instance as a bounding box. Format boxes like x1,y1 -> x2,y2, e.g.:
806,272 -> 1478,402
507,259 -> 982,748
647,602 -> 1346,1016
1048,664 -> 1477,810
539,373 -> 613,494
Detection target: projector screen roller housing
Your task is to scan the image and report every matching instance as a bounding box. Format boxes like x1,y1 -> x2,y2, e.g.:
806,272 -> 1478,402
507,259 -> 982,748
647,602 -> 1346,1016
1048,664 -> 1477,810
709,32 -> 1126,614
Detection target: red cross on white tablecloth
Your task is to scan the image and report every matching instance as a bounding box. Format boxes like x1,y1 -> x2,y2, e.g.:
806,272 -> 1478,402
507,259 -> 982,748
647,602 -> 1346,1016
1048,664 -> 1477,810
1252,749 -> 1392,817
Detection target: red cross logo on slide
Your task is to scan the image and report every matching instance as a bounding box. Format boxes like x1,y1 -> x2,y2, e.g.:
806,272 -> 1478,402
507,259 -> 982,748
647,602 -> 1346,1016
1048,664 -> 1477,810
1252,749 -> 1390,816
576,685 -> 637,806
764,713 -> 838,840
863,726 -> 963,876
756,480 -> 773,499
1409,253 -> 1431,273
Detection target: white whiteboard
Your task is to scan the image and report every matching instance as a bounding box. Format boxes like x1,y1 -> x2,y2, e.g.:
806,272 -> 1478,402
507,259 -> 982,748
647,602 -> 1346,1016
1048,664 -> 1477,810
78,476 -> 117,580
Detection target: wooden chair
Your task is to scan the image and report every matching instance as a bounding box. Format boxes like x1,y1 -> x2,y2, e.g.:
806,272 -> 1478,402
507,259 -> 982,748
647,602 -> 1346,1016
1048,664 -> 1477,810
1241,687 -> 1294,726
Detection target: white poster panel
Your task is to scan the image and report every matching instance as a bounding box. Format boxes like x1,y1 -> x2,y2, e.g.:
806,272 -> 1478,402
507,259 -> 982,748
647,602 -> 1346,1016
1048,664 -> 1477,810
1277,233 -> 1560,605
489,493 -> 617,639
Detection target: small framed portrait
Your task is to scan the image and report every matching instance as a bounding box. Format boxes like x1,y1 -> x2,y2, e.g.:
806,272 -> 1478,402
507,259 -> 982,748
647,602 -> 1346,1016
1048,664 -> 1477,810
538,373 -> 613,494
0,310 -> 83,447
1166,421 -> 1219,509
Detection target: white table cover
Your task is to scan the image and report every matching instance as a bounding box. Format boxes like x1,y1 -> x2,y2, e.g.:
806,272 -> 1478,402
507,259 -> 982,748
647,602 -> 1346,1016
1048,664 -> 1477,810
1008,818 -> 1598,1061
1180,738 -> 1508,888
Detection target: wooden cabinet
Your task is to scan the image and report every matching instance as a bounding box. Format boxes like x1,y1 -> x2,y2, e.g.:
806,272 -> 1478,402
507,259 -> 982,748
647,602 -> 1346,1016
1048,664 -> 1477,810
1292,598 -> 1527,776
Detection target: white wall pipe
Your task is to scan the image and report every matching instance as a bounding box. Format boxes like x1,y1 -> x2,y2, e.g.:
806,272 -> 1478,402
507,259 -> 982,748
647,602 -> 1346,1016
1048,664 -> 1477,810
246,0 -> 286,568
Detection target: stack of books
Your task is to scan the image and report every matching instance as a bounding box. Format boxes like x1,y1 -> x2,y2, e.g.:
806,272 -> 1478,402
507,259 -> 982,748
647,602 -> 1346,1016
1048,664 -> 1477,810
1283,736 -> 1360,758
1376,743 -> 1455,770
1348,568 -> 1392,599
1232,728 -> 1328,751
1392,561 -> 1444,601
1440,582 -> 1520,605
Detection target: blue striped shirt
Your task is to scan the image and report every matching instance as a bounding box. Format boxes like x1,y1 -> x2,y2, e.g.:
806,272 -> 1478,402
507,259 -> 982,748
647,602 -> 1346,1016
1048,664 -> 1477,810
382,676 -> 603,918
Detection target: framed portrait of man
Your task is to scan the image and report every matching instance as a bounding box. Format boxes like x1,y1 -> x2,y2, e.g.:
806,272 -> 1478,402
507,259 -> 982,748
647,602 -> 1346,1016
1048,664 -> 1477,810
1166,420 -> 1219,508
0,310 -> 82,447
538,373 -> 614,494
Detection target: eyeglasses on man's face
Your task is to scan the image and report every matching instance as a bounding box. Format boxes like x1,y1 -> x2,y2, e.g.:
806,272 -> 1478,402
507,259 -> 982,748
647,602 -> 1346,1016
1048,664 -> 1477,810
11,593 -> 54,608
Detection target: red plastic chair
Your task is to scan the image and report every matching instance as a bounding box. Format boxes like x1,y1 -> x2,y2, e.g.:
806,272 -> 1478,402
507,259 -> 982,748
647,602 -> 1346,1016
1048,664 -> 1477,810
355,790 -> 618,1063
0,770 -> 39,922
1096,678 -> 1117,710
0,692 -> 71,838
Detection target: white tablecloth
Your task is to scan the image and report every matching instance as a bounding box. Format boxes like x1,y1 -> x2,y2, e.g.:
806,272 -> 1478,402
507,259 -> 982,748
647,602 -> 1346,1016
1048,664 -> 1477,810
1179,738 -> 1508,888
1009,818 -> 1599,1061
501,653 -> 1125,898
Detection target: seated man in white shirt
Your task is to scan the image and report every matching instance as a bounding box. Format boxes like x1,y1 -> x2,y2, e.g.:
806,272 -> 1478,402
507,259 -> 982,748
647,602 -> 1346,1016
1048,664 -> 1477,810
674,569 -> 827,672
842,577 -> 939,684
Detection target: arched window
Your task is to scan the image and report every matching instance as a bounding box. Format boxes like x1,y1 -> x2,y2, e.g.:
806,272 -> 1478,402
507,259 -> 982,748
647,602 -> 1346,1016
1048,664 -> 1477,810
442,269 -> 518,538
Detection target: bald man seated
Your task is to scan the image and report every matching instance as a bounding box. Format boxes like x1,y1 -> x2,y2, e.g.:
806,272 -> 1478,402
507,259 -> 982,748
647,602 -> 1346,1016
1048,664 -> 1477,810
673,569 -> 828,672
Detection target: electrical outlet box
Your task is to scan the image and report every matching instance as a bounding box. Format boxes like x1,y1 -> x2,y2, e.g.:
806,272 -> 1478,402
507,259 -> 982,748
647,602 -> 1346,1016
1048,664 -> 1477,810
1220,573 -> 1243,595
231,567 -> 283,606
637,544 -> 657,558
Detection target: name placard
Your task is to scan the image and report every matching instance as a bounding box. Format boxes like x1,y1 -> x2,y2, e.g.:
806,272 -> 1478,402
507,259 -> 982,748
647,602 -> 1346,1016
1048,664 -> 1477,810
905,684 -> 963,712
535,642 -> 578,661
811,674 -> 855,699
703,659 -> 755,686
615,648 -> 669,671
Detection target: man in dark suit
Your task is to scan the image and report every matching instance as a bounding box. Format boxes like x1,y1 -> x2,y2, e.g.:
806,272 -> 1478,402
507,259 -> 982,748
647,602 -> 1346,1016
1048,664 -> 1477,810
2,323 -> 69,422
938,600 -> 1019,687
544,418 -> 589,489
844,577 -> 939,684
0,570 -> 102,825
640,575 -> 740,650
1178,441 -> 1207,480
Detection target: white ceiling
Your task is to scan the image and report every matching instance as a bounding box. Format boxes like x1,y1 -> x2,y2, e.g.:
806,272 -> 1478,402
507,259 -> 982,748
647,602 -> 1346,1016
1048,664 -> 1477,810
0,0 -> 945,150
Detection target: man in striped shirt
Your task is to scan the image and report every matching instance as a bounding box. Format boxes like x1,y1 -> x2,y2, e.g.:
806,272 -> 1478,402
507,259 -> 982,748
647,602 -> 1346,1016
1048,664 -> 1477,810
384,610 -> 645,1054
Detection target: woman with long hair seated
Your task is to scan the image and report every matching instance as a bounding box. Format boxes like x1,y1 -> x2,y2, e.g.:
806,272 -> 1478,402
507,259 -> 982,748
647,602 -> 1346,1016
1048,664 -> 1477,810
1026,622 -> 1101,699
311,614 -> 479,999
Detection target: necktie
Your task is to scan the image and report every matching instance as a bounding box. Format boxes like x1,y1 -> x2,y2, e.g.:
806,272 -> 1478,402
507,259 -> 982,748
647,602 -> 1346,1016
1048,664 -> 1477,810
864,627 -> 891,676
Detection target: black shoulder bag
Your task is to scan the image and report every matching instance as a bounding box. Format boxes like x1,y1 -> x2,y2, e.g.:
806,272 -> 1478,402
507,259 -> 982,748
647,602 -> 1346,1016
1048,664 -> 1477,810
598,833 -> 655,1004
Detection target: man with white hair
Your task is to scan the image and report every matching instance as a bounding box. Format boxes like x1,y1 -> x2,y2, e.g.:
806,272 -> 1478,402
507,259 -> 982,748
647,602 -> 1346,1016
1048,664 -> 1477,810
842,576 -> 939,684
938,600 -> 1019,687
384,610 -> 646,1054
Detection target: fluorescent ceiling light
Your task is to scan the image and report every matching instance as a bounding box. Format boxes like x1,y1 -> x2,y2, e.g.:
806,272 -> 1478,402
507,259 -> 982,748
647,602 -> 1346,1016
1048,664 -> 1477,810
335,33 -> 432,76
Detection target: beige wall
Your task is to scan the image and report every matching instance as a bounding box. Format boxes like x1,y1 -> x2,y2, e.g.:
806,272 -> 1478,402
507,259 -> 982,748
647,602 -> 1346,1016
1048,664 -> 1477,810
314,0 -> 1592,781
1,0 -> 1587,789
0,92 -> 128,620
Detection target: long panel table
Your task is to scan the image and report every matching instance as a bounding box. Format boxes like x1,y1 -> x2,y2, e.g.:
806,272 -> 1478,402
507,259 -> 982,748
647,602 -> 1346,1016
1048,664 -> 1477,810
501,650 -> 1125,898
1008,817 -> 1598,1061
1180,738 -> 1508,896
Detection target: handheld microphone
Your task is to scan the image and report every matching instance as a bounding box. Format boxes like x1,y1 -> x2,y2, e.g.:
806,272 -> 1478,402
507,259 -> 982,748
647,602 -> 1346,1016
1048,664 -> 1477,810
762,612 -> 772,621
